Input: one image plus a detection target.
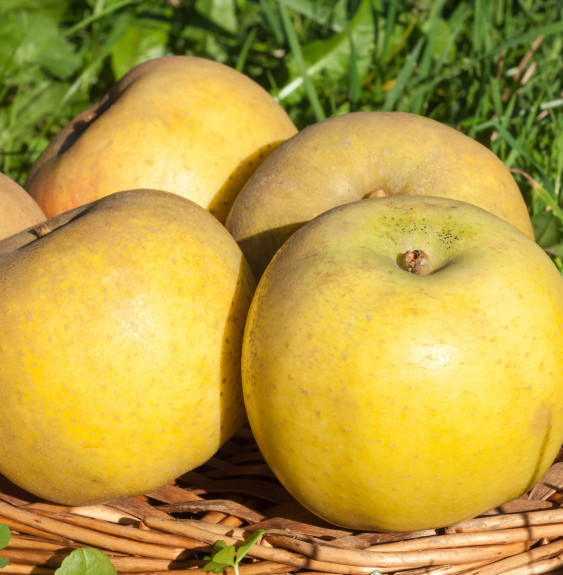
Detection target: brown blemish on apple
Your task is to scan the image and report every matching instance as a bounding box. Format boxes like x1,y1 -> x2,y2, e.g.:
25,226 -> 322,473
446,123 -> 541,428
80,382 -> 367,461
400,249 -> 430,276
364,187 -> 388,199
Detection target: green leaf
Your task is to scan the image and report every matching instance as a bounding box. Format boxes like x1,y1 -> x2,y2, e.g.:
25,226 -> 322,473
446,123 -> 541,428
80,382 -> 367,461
109,11 -> 171,79
421,17 -> 453,60
202,531 -> 265,574
195,0 -> 238,34
0,524 -> 11,549
0,11 -> 81,81
547,244 -> 563,258
281,0 -> 347,32
54,548 -> 116,575
203,539 -> 235,573
279,0 -> 374,103
0,0 -> 70,18
533,210 -> 562,248
235,529 -> 265,562
14,12 -> 82,79
0,523 -> 10,568
211,544 -> 236,566
0,80 -> 70,157
202,559 -> 230,574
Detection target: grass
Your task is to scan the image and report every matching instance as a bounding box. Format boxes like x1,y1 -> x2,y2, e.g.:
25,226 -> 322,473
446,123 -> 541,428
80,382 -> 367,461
0,0 -> 561,271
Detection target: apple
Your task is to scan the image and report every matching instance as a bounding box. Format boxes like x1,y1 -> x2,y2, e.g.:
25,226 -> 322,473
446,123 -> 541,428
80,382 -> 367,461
0,171 -> 45,240
226,111 -> 534,279
25,55 -> 298,222
242,195 -> 563,532
0,189 -> 255,506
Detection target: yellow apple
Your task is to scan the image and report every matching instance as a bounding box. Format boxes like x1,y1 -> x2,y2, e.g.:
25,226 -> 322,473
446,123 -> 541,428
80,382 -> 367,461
242,195 -> 563,532
0,189 -> 256,506
25,55 -> 297,222
226,111 -> 534,279
0,171 -> 45,240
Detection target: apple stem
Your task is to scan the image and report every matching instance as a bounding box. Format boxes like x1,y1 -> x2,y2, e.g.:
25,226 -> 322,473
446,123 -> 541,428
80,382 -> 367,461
364,187 -> 388,199
400,249 -> 430,276
33,222 -> 53,238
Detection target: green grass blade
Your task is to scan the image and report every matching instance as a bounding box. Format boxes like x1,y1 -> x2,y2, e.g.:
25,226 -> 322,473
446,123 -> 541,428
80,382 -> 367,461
236,26 -> 258,71
62,0 -> 136,37
383,37 -> 424,111
260,0 -> 284,44
347,32 -> 362,109
278,0 -> 326,122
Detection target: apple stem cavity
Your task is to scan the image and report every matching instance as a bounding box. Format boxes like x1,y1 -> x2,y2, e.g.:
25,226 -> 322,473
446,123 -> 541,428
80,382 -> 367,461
400,249 -> 430,276
364,187 -> 388,199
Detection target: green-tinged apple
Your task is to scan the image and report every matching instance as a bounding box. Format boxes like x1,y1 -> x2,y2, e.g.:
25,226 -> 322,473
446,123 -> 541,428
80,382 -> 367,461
0,189 -> 256,506
242,195 -> 563,532
226,111 -> 534,279
25,55 -> 297,222
0,171 -> 45,240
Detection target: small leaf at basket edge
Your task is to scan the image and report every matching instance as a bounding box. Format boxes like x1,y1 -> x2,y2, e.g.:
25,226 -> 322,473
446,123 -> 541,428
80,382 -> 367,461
236,529 -> 265,563
202,559 -> 232,574
54,547 -> 116,575
203,539 -> 236,573
0,524 -> 11,549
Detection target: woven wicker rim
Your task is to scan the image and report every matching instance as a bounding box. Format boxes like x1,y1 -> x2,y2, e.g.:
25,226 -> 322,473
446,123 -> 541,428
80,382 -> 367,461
0,428 -> 561,575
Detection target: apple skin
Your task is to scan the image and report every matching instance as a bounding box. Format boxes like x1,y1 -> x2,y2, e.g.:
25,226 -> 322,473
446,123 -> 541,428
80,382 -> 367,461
25,55 -> 297,222
0,189 -> 255,506
0,171 -> 45,240
242,195 -> 563,532
226,111 -> 534,279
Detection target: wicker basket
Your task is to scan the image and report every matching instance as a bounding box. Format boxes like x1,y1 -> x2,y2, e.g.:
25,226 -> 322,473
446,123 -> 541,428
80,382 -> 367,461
0,427 -> 561,575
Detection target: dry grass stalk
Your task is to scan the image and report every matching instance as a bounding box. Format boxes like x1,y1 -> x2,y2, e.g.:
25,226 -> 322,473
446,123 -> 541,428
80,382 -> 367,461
106,497 -> 174,521
169,518 -> 250,538
144,516 -> 376,574
220,514 -> 246,528
157,499 -> 265,523
529,464 -> 563,501
178,473 -> 292,505
124,562 -> 297,575
144,516 -> 529,571
236,560 -> 299,574
6,534 -> 78,551
367,524 -> 563,551
27,501 -> 140,524
0,515 -> 71,543
500,556 -> 563,575
252,517 -> 353,541
382,557 -> 505,575
0,501 -> 187,560
0,547 -> 66,566
462,538 -> 563,575
449,509 -> 563,533
0,565 -> 55,574
30,508 -> 205,550
101,555 -> 204,571
493,501 -> 555,514
267,535 -> 528,569
147,482 -> 205,504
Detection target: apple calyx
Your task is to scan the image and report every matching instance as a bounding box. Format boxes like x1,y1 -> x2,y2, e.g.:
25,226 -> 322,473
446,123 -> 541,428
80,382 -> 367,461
400,249 -> 430,276
364,187 -> 388,199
